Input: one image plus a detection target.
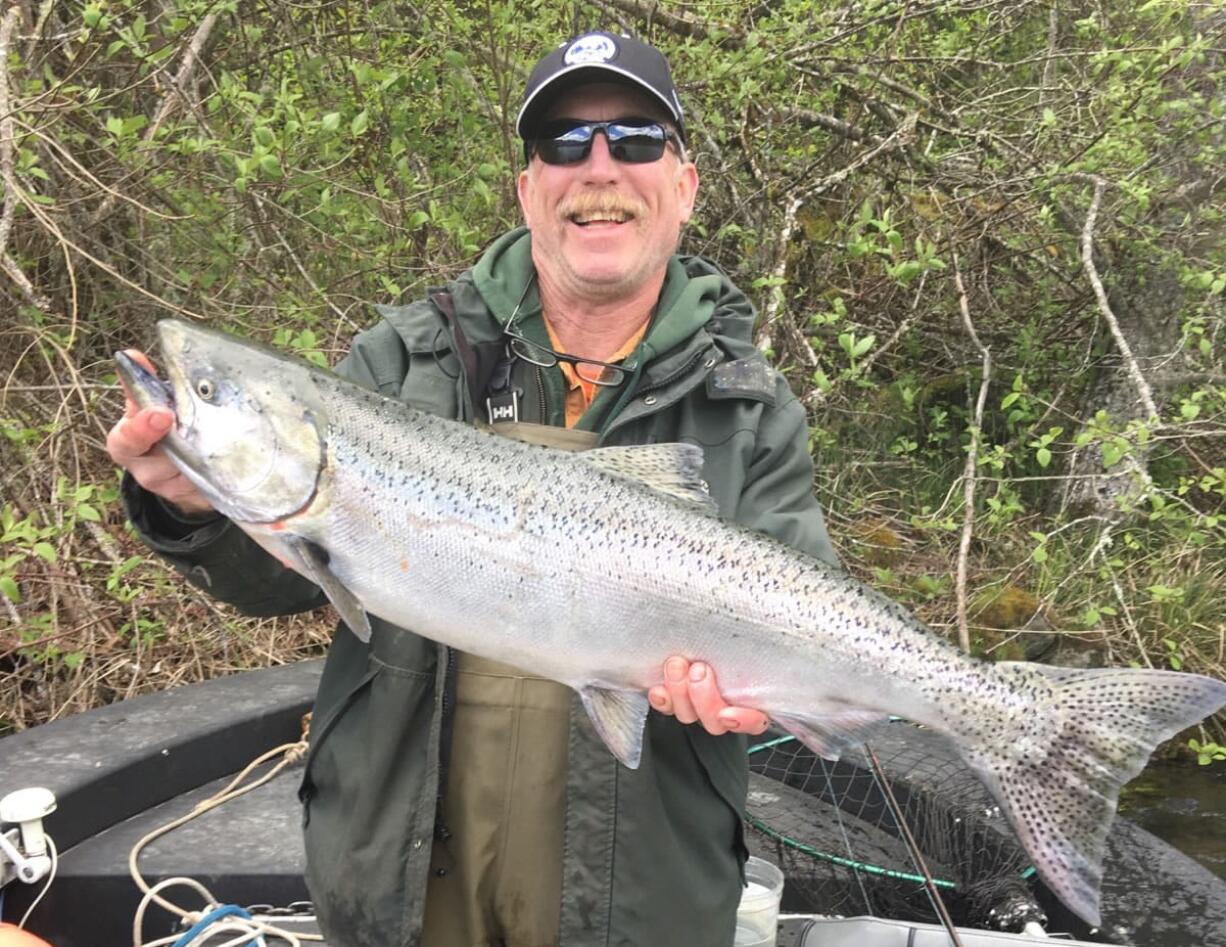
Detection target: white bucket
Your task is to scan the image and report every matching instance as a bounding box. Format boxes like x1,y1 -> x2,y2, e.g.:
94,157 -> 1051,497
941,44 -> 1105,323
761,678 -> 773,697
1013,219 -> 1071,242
734,856 -> 784,947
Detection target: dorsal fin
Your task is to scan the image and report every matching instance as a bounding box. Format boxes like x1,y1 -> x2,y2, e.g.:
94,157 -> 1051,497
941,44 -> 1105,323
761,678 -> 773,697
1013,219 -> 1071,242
582,443 -> 717,513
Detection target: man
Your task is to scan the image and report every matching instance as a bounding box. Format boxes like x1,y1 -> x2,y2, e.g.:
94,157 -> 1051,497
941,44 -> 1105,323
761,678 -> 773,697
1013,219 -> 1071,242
108,31 -> 838,947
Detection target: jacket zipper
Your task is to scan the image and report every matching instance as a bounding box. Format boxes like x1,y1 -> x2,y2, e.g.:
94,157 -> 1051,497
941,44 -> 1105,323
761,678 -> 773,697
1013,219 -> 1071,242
435,645 -> 458,844
534,365 -> 548,423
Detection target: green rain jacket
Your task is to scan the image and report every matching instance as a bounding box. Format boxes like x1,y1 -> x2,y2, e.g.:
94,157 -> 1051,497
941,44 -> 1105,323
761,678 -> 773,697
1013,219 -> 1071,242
123,228 -> 839,947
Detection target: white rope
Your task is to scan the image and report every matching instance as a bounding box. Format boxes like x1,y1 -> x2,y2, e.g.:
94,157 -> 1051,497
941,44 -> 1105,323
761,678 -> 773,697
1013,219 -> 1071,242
128,732 -> 323,947
16,835 -> 57,929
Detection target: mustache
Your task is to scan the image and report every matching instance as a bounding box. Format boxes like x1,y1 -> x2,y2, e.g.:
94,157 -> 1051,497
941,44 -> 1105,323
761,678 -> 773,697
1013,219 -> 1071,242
557,190 -> 648,221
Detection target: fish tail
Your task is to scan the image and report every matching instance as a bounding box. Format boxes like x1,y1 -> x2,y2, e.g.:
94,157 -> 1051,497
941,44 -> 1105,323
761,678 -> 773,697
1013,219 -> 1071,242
955,662 -> 1226,928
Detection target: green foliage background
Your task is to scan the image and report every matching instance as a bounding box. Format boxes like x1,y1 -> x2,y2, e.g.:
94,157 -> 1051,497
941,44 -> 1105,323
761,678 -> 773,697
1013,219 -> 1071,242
1,0 -> 1223,743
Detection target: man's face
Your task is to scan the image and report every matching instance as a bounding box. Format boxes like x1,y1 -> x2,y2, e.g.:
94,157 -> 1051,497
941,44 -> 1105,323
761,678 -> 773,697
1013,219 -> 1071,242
517,83 -> 699,303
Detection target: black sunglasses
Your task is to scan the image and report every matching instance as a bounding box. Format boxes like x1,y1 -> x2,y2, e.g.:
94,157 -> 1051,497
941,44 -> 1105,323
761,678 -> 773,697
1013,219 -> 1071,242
526,119 -> 678,166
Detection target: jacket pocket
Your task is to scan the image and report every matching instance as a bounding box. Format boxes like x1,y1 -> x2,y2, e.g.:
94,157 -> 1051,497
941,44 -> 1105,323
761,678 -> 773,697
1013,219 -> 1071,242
686,728 -> 751,874
399,350 -> 461,418
374,301 -> 463,418
297,665 -> 378,825
298,622 -> 441,945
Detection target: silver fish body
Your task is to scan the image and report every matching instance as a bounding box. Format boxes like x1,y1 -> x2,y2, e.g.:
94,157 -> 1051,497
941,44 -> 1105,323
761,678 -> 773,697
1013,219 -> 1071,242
117,319 -> 1226,928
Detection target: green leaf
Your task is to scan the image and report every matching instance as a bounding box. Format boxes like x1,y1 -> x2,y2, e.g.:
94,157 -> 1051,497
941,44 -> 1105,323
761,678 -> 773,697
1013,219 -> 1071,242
259,154 -> 283,179
321,112 -> 341,133
852,334 -> 876,358
83,4 -> 103,28
350,110 -> 369,138
407,209 -> 429,229
1101,443 -> 1123,468
32,542 -> 56,564
1036,447 -> 1052,468
62,651 -> 85,670
76,503 -> 101,522
0,575 -> 19,603
254,126 -> 275,148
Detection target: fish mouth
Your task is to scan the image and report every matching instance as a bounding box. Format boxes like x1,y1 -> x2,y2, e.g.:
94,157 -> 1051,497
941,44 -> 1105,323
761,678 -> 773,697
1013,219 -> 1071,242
115,350 -> 174,413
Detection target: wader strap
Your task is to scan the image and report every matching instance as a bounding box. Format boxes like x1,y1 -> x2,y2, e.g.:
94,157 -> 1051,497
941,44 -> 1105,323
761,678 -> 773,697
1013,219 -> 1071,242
485,346 -> 522,424
429,289 -> 503,421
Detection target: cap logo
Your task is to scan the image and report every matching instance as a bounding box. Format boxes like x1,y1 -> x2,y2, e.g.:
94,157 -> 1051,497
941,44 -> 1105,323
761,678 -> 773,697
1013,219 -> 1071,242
564,33 -> 617,65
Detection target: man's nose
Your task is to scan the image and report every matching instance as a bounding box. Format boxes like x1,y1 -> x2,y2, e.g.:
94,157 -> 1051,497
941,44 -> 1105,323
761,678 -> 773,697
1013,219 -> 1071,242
582,130 -> 620,177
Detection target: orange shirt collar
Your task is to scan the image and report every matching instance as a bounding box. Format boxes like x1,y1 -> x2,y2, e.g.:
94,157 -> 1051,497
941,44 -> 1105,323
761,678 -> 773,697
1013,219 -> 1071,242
542,316 -> 648,428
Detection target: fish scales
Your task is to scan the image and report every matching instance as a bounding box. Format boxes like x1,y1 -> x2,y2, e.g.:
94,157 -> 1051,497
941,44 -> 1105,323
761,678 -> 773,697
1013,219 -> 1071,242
313,377 -> 956,719
115,319 -> 1226,929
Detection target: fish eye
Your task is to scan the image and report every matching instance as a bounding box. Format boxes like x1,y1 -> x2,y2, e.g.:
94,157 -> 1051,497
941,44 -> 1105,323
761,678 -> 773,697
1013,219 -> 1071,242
196,377 -> 216,401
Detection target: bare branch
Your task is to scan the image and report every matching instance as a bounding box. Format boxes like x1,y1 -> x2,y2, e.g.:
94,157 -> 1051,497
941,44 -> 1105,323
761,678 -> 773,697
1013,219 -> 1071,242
1039,1 -> 1060,108
953,252 -> 991,655
0,5 -> 23,259
0,6 -> 51,312
90,12 -> 219,226
592,0 -> 742,43
780,105 -> 879,146
756,193 -> 811,363
1079,177 -> 1161,421
21,0 -> 56,63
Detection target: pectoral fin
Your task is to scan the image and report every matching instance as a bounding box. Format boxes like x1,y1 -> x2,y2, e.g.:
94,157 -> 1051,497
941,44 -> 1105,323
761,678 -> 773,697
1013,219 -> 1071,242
579,686 -> 651,769
772,708 -> 887,761
285,537 -> 372,643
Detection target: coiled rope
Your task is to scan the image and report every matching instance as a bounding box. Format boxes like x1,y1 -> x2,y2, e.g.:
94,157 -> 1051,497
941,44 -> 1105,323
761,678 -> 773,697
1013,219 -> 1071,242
129,715 -> 320,947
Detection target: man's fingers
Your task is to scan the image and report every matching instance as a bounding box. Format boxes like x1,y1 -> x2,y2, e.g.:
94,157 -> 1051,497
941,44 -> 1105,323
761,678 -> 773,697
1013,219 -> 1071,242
652,657 -> 771,736
717,707 -> 770,736
662,656 -> 698,724
686,662 -> 740,735
648,685 -> 672,714
124,349 -> 158,374
117,349 -> 159,418
107,408 -> 175,464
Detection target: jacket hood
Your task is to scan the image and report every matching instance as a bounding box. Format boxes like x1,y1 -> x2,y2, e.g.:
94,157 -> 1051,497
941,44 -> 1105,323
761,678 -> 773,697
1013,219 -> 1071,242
470,227 -> 536,320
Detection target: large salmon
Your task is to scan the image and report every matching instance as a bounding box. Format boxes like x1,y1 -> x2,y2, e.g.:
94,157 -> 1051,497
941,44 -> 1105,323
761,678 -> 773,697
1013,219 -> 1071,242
117,318 -> 1226,927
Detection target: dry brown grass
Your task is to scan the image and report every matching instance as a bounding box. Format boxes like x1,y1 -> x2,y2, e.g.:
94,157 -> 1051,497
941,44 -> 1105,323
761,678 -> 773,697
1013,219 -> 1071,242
0,321 -> 338,735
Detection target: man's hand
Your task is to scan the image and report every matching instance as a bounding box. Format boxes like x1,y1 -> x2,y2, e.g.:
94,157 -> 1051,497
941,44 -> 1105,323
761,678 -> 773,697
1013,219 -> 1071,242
106,349 -> 215,516
648,657 -> 770,736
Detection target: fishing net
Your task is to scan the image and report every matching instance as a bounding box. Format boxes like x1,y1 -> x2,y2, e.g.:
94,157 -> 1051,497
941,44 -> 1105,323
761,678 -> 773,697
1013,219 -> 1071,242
744,719 -> 1044,931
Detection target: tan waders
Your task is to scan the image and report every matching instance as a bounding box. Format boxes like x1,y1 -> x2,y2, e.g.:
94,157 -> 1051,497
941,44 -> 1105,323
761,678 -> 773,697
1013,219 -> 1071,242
420,653 -> 571,946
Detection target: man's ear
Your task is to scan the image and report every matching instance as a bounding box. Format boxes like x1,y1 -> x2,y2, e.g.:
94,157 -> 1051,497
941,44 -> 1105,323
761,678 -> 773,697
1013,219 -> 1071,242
676,161 -> 699,224
517,167 -> 534,227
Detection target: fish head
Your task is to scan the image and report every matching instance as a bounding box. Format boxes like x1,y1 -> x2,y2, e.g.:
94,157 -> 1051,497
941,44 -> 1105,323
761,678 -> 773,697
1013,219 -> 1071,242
116,319 -> 326,523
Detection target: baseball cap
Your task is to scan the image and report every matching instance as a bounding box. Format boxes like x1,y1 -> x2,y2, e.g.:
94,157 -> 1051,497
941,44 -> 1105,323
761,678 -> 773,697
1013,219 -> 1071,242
517,32 -> 686,144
